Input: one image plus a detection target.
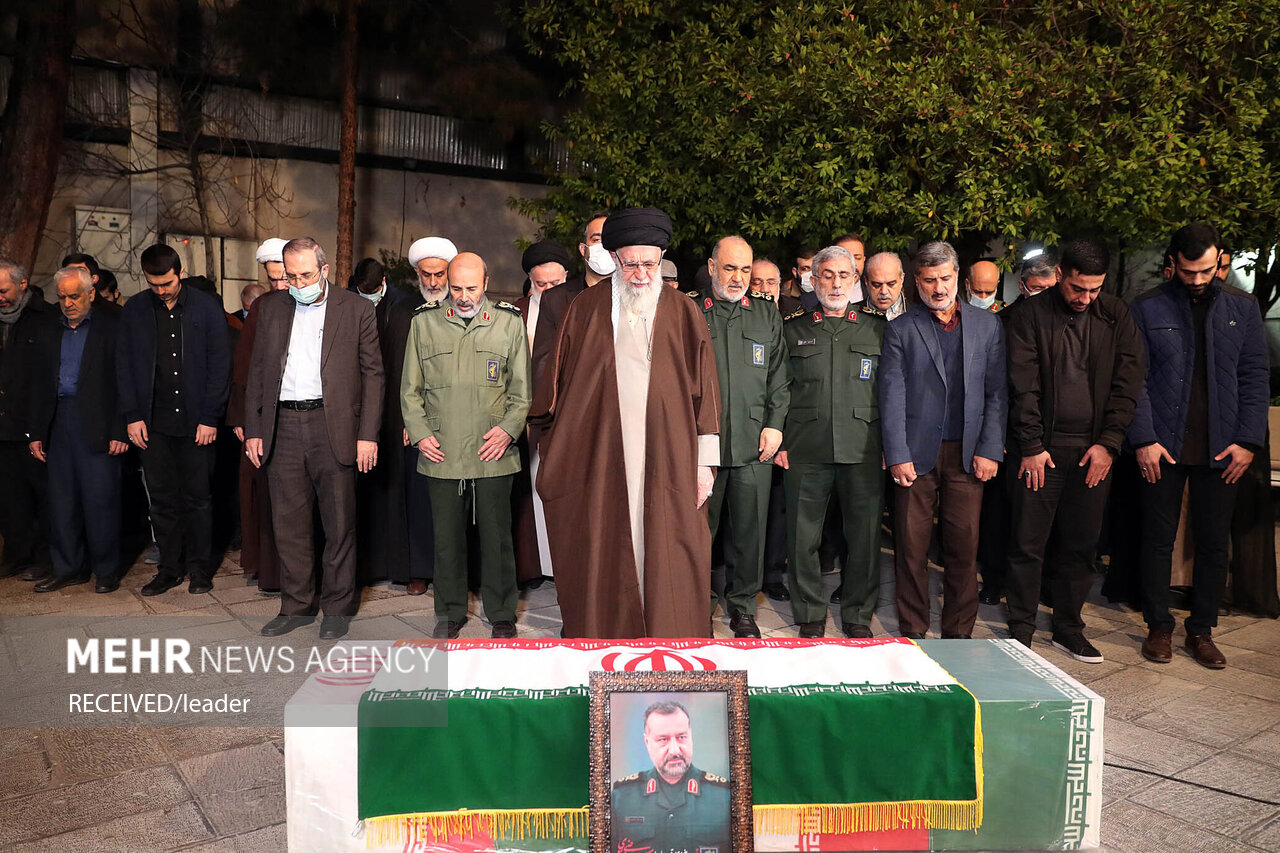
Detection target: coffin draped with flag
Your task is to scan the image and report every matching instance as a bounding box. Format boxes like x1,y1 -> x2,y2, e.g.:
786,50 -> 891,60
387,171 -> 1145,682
357,638 -> 983,847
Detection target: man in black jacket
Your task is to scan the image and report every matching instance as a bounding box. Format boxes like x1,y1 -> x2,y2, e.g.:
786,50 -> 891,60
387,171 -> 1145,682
28,267 -> 129,592
0,259 -> 56,579
1004,239 -> 1146,661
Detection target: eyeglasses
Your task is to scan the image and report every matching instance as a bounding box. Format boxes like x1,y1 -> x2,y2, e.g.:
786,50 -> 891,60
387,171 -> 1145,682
619,260 -> 662,273
285,270 -> 322,285
751,278 -> 780,288
817,270 -> 855,282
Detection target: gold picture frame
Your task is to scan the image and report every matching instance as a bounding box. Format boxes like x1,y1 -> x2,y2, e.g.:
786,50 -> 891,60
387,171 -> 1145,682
588,670 -> 752,853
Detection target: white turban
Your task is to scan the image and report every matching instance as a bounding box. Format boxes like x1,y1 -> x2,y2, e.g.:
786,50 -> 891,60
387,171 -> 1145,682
255,238 -> 288,264
408,237 -> 458,266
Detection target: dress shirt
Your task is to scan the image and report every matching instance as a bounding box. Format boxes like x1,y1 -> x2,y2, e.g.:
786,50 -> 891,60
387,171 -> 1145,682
152,294 -> 187,435
57,309 -> 92,397
280,296 -> 327,401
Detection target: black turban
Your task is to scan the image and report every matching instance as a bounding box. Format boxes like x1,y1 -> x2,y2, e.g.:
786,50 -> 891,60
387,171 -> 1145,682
600,208 -> 672,251
520,240 -> 572,274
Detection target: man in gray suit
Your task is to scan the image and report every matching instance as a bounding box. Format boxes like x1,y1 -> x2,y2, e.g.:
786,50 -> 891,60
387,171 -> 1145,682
879,241 -> 1007,640
245,237 -> 384,639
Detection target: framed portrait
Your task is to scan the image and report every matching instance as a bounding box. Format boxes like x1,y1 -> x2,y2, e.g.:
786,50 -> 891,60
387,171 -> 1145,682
588,670 -> 751,853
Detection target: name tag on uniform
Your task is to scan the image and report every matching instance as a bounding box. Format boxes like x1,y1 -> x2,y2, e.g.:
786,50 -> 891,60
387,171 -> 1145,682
752,343 -> 765,365
796,338 -> 816,346
859,358 -> 872,379
486,360 -> 499,382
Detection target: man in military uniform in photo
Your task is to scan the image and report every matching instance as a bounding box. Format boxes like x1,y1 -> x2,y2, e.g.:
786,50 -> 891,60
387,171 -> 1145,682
611,701 -> 732,853
774,245 -> 887,639
697,236 -> 790,638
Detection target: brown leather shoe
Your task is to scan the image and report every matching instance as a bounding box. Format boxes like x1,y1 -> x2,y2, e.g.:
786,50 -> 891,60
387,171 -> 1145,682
1141,628 -> 1173,663
1185,633 -> 1227,669
406,579 -> 428,596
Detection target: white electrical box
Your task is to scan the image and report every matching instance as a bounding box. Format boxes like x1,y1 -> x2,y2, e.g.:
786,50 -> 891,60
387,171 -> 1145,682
73,206 -> 136,294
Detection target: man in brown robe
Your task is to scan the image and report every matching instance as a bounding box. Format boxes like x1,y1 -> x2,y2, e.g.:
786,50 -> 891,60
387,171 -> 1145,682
531,208 -> 721,639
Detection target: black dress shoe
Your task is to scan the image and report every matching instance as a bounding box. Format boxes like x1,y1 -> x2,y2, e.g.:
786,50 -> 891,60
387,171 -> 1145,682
977,587 -> 1003,605
20,566 -> 50,582
830,587 -> 842,603
319,615 -> 350,640
141,575 -> 184,596
902,631 -> 926,640
762,581 -> 791,601
798,620 -> 825,639
942,633 -> 972,639
432,617 -> 468,639
842,622 -> 874,639
729,612 -> 762,639
188,580 -> 213,595
261,613 -> 316,636
259,587 -> 281,597
95,578 -> 120,594
490,620 -> 517,639
34,574 -> 90,593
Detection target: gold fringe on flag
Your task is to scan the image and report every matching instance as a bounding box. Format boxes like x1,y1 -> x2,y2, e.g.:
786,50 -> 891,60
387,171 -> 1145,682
363,807 -> 589,848
753,798 -> 981,836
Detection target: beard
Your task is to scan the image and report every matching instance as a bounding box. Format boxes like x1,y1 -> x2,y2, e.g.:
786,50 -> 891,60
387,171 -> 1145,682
454,299 -> 481,319
613,268 -> 663,316
420,282 -> 448,303
818,292 -> 850,314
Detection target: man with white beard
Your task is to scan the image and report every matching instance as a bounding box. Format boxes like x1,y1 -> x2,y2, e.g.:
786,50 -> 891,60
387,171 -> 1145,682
407,236 -> 458,304
531,208 -> 721,638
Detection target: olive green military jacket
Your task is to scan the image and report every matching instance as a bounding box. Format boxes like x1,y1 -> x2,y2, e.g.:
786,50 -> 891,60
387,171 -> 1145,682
782,303 -> 886,465
610,765 -> 731,853
692,289 -> 790,467
401,297 -> 530,480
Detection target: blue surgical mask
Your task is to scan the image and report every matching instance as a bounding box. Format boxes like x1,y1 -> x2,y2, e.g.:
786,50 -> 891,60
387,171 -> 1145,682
360,283 -> 385,305
290,279 -> 325,305
968,291 -> 996,310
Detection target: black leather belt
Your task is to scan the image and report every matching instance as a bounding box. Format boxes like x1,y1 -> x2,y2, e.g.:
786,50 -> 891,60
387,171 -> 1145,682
280,399 -> 324,411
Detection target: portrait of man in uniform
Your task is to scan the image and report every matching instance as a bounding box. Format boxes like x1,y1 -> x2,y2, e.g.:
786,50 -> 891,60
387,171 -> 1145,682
609,695 -> 732,853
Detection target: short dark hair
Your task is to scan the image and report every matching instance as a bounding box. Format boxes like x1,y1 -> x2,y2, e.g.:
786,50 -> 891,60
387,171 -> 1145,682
182,275 -> 217,296
95,268 -> 119,295
834,232 -> 866,247
61,252 -> 101,278
1167,223 -> 1220,263
643,700 -> 690,729
140,244 -> 182,277
1059,240 -> 1110,277
351,257 -> 384,294
584,211 -> 610,242
795,245 -> 818,262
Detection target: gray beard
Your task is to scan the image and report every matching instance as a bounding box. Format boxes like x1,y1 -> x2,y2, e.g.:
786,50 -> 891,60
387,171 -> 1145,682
420,284 -> 448,303
614,269 -> 662,316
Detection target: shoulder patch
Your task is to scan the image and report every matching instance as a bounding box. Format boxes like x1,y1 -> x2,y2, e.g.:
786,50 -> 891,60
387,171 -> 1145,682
614,772 -> 641,784
494,300 -> 522,315
783,309 -> 807,322
861,304 -> 885,317
749,289 -> 775,302
414,300 -> 442,313
686,289 -> 702,299
701,771 -> 729,785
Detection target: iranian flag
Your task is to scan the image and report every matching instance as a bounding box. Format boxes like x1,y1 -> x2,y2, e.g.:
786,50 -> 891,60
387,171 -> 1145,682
357,638 -> 982,848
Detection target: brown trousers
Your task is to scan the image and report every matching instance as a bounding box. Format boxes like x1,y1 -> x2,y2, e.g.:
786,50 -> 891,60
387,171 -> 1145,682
237,452 -> 279,589
893,441 -> 984,636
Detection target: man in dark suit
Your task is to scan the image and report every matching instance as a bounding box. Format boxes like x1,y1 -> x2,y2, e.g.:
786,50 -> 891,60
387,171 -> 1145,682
245,237 -> 384,640
530,212 -> 610,392
879,240 -> 1008,640
0,259 -> 56,580
28,267 -> 129,592
117,244 -> 231,596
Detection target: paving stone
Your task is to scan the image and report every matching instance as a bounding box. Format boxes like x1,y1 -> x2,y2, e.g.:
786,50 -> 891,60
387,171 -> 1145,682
1153,649 -> 1280,702
1088,667 -> 1208,722
224,598 -> 283,625
0,764 -> 189,845
83,607 -> 235,639
153,726 -> 280,762
0,728 -> 52,798
339,593 -> 435,620
1182,751 -> 1280,802
1131,686 -> 1280,749
7,801 -> 213,853
1243,815 -> 1280,850
1214,621 -> 1280,655
1101,764 -> 1159,806
178,822 -> 287,853
1101,799 -> 1258,853
1,598 -> 150,635
1128,777 -> 1277,840
42,726 -> 170,785
208,584 -> 275,606
175,742 -> 284,837
1216,646 -> 1280,680
1229,728 -> 1280,769
342,613 -> 429,641
1105,717 -> 1218,777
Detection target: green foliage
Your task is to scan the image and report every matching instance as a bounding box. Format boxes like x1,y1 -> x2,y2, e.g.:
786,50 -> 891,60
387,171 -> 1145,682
517,0 -> 1280,268
378,248 -> 418,296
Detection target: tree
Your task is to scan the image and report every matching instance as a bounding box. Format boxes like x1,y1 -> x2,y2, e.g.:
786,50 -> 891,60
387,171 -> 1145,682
336,0 -> 359,288
519,0 -> 1280,306
0,0 -> 75,270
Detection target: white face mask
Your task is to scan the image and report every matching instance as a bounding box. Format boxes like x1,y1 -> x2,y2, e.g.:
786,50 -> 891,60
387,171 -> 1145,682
799,271 -> 814,292
359,283 -> 385,305
289,279 -> 325,305
968,291 -> 996,310
586,243 -> 616,276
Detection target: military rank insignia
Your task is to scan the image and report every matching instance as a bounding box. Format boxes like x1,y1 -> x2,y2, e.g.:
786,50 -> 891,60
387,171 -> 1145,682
860,358 -> 873,379
752,343 -> 765,366
486,360 -> 499,382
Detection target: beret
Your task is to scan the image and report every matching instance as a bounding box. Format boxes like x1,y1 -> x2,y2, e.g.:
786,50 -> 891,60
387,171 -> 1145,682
408,236 -> 459,266
255,238 -> 287,264
521,240 -> 572,274
601,208 -> 672,251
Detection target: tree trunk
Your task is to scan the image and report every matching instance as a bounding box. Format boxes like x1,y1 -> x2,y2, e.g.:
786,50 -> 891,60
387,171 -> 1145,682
0,0 -> 75,270
335,0 -> 359,288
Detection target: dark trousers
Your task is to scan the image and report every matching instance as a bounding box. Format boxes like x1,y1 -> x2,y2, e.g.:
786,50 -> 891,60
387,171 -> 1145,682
785,461 -> 883,625
762,466 -> 787,586
427,475 -> 517,623
266,409 -> 358,618
405,450 -> 434,581
141,432 -> 215,583
238,451 -> 280,588
893,441 -> 984,636
47,398 -> 121,580
976,466 -> 1012,593
0,439 -> 50,568
1006,444 -> 1110,637
707,462 -> 773,616
1140,464 -> 1238,635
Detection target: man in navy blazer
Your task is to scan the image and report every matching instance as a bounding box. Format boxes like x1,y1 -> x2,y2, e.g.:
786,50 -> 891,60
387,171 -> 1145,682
879,240 -> 1007,640
117,244 -> 230,596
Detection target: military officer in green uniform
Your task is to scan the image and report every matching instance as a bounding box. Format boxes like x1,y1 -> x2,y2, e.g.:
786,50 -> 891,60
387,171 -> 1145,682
695,236 -> 790,638
611,701 -> 732,853
401,252 -> 530,640
775,245 -> 887,639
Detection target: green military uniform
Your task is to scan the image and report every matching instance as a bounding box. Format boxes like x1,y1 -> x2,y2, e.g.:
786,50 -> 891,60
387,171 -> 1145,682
611,766 -> 731,853
401,297 -> 531,623
782,303 -> 887,629
693,289 -> 790,617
